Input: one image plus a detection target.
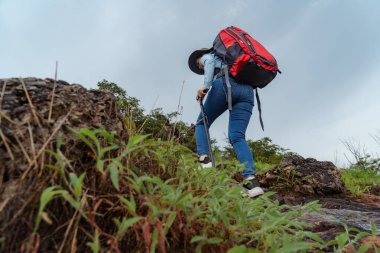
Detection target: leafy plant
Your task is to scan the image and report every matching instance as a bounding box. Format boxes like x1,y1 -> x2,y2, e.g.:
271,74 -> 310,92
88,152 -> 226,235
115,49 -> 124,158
247,137 -> 291,165
341,166 -> 380,196
32,128 -> 379,252
28,103 -> 380,253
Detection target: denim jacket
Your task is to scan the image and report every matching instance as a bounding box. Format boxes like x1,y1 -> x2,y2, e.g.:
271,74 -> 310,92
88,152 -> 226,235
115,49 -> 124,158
201,53 -> 225,89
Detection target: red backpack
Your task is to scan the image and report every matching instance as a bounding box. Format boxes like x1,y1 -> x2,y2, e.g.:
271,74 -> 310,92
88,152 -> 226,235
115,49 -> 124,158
213,26 -> 280,88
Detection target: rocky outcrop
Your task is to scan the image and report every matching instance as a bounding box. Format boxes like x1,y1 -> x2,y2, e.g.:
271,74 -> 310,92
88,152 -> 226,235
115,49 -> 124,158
0,77 -> 124,177
299,206 -> 380,241
259,155 -> 345,196
258,155 -> 380,246
0,77 -> 125,251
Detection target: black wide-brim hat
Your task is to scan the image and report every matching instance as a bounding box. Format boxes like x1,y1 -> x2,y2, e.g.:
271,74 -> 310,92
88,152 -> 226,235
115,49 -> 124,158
188,47 -> 213,75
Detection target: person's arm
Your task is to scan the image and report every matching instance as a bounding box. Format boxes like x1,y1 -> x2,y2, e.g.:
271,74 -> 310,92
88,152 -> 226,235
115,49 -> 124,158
196,54 -> 215,101
196,88 -> 208,101
201,54 -> 215,89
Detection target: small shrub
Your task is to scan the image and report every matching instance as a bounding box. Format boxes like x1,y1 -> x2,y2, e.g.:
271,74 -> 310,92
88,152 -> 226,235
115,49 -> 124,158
341,166 -> 380,196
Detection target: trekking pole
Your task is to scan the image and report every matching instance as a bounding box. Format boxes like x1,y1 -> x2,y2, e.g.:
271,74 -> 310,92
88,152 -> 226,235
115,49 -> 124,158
199,100 -> 215,167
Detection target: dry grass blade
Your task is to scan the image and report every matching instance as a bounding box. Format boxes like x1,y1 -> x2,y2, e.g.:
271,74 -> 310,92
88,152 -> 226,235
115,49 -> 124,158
28,122 -> 36,161
1,179 -> 48,231
0,110 -> 17,125
156,222 -> 167,253
57,191 -> 87,253
21,233 -> 40,253
142,219 -> 152,253
20,78 -> 42,128
39,152 -> 45,173
170,80 -> 185,140
0,128 -> 15,160
14,133 -> 32,164
57,207 -> 80,253
0,79 -> 7,125
0,198 -> 9,213
0,79 -> 6,103
48,61 -> 58,122
137,94 -> 160,134
21,108 -> 72,180
70,225 -> 78,253
0,80 -> 18,126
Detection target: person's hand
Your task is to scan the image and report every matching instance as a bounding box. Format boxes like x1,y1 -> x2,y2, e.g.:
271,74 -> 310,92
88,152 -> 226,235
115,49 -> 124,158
196,88 -> 209,101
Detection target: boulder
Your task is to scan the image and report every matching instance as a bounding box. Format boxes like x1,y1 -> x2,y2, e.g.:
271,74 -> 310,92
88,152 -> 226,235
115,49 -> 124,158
0,77 -> 125,251
259,155 -> 346,196
0,77 -> 124,177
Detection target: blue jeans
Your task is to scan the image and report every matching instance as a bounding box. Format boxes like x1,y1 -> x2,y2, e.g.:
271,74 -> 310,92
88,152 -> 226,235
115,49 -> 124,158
196,76 -> 255,178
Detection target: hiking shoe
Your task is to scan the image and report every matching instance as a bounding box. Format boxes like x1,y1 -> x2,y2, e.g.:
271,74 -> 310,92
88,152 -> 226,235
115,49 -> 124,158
242,176 -> 265,198
199,155 -> 212,168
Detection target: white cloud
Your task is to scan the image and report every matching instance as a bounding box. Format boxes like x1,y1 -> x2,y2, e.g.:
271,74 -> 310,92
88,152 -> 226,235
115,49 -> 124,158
1,0 -> 379,165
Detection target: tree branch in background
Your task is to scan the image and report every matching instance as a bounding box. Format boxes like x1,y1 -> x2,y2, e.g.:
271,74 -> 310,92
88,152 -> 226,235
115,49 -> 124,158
341,137 -> 380,173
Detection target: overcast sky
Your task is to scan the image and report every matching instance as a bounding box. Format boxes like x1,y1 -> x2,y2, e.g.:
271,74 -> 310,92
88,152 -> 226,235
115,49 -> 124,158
1,0 -> 379,166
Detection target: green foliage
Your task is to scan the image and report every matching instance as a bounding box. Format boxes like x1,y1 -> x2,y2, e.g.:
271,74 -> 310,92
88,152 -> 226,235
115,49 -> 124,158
35,80 -> 379,252
357,155 -> 380,173
34,186 -> 62,232
324,224 -> 375,252
142,108 -> 171,139
340,135 -> 380,197
247,137 -> 290,165
35,128 -> 379,252
97,79 -> 144,123
97,79 -> 197,151
254,161 -> 276,174
86,230 -> 100,253
341,165 -> 380,196
220,137 -> 291,173
116,217 -> 143,239
68,127 -> 119,174
342,137 -> 380,173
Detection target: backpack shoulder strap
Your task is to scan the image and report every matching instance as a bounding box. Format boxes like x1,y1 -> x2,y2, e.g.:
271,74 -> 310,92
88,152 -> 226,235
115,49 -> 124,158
224,67 -> 233,110
222,68 -> 265,131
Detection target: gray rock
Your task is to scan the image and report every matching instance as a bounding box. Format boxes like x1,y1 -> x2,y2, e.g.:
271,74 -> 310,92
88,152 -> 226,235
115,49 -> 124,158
259,155 -> 345,196
298,207 -> 380,242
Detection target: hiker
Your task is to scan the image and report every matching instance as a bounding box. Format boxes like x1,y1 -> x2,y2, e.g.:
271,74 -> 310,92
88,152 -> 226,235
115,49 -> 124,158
188,48 -> 265,198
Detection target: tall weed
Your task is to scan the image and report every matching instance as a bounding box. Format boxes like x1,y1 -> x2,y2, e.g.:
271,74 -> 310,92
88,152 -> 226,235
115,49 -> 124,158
35,128 -> 378,252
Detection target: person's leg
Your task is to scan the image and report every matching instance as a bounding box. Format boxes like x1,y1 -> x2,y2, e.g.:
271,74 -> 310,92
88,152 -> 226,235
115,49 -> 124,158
228,83 -> 265,198
227,80 -> 256,178
195,78 -> 228,157
228,99 -> 256,178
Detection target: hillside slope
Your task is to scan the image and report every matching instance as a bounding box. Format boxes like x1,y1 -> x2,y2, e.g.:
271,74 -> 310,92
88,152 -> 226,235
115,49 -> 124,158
0,78 -> 379,253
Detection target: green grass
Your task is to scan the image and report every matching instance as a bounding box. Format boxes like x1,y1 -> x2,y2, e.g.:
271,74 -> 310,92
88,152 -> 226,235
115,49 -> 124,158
254,161 -> 276,174
33,128 -> 379,252
341,166 -> 380,196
